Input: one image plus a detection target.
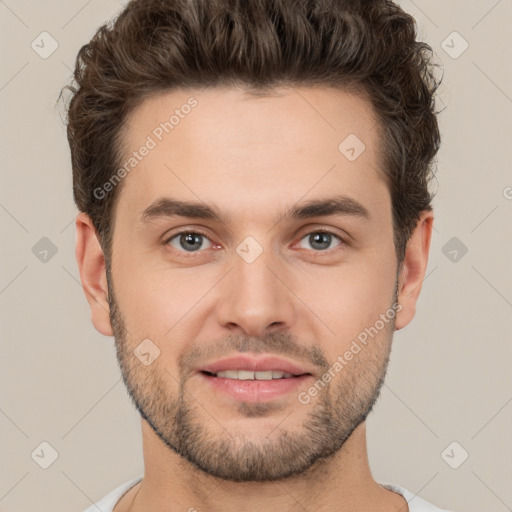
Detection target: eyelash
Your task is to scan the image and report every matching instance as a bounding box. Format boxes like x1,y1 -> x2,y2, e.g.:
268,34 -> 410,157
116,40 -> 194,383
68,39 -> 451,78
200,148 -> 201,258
163,228 -> 347,256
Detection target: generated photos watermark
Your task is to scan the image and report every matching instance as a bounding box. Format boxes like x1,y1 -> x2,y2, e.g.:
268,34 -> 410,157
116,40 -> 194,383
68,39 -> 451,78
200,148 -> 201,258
93,96 -> 198,200
298,302 -> 403,405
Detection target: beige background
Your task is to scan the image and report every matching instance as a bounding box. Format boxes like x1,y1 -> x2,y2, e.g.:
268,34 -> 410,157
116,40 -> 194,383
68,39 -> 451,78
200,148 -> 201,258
1,1 -> 511,511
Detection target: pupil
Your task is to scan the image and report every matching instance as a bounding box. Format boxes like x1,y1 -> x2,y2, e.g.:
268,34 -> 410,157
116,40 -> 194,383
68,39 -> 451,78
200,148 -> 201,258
182,233 -> 202,251
311,232 -> 330,250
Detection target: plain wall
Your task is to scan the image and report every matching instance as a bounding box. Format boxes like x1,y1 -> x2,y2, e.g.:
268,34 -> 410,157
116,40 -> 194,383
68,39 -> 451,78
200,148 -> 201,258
1,0 -> 511,510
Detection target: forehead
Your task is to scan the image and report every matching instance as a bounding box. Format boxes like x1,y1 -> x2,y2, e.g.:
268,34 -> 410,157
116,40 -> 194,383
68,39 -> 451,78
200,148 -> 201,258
114,86 -> 389,226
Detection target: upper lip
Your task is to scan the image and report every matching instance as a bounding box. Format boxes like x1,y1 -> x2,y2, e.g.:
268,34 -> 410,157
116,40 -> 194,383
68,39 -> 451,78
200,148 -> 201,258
199,355 -> 314,376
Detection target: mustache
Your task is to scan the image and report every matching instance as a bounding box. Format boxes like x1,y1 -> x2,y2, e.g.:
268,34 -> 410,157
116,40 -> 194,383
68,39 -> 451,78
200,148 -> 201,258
177,331 -> 330,375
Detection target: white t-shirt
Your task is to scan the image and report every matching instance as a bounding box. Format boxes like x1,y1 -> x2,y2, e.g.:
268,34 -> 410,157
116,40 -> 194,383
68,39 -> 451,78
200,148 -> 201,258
84,475 -> 453,511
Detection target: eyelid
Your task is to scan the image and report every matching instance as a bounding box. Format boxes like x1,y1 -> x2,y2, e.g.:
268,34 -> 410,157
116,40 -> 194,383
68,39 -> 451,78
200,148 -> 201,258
295,222 -> 350,242
163,228 -> 210,243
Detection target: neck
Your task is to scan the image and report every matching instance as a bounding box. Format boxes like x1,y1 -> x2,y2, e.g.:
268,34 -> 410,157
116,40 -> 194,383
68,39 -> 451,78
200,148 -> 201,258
116,421 -> 408,512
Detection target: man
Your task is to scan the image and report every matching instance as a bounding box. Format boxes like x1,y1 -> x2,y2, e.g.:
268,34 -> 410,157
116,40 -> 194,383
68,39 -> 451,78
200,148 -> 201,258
64,0 -> 451,510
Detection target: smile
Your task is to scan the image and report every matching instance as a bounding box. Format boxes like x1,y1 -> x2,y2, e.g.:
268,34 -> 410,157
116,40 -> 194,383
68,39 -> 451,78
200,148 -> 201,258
205,370 -> 296,380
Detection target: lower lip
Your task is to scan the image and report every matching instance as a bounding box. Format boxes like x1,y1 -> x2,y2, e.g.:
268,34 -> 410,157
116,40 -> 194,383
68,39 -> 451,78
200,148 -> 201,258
198,372 -> 313,402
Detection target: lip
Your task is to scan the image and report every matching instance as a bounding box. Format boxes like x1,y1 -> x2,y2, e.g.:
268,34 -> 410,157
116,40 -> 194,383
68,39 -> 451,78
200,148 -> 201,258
199,354 -> 314,376
197,354 -> 315,403
199,372 -> 313,402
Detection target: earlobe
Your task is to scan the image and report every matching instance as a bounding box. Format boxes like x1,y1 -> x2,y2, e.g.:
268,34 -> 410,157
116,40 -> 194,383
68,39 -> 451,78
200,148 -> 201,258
394,210 -> 434,331
75,212 -> 114,336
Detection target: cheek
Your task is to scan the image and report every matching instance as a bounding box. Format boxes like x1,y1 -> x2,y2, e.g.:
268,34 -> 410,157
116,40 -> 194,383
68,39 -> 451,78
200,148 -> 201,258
113,260 -> 213,344
296,254 -> 396,343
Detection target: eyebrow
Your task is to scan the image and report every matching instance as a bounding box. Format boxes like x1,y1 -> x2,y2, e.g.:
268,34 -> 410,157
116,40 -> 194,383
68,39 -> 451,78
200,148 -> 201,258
139,194 -> 371,224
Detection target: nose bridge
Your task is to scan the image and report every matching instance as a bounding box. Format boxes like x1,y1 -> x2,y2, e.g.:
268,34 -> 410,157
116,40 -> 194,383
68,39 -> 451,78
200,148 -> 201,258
216,235 -> 296,336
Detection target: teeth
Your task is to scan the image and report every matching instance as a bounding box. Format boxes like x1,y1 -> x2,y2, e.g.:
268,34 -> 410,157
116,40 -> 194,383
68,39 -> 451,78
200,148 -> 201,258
215,370 -> 295,380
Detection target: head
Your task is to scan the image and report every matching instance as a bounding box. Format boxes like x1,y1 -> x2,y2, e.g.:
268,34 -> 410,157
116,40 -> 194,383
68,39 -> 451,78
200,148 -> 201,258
67,0 -> 440,482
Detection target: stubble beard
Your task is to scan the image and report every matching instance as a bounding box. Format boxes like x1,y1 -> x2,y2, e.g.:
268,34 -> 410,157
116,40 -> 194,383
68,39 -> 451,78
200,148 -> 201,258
106,264 -> 396,482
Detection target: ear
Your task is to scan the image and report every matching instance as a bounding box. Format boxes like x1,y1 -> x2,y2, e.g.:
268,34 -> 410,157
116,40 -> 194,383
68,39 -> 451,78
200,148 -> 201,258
75,212 -> 113,336
394,210 -> 434,331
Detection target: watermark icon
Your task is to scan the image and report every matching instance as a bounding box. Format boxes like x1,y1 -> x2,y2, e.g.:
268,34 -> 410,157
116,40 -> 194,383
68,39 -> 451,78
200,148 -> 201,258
298,302 -> 402,404
442,236 -> 468,263
32,237 -> 58,263
441,31 -> 469,60
31,441 -> 59,469
134,338 -> 161,366
503,186 -> 512,200
93,97 -> 198,200
338,134 -> 366,162
441,441 -> 469,469
236,236 -> 264,264
31,32 -> 59,59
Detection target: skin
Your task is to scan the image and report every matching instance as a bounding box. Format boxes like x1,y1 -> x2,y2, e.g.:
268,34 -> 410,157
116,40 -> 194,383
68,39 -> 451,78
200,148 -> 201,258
76,86 -> 433,512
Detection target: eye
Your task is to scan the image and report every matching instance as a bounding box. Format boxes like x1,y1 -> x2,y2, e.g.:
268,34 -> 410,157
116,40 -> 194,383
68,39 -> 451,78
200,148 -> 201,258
297,230 -> 344,252
165,231 -> 213,253
163,228 -> 346,255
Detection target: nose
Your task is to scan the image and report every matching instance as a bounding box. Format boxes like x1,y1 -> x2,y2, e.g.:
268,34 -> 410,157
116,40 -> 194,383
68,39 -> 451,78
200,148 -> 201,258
215,243 -> 297,338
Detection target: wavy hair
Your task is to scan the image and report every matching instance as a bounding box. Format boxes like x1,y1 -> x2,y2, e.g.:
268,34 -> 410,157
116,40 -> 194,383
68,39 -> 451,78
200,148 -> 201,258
62,0 -> 442,266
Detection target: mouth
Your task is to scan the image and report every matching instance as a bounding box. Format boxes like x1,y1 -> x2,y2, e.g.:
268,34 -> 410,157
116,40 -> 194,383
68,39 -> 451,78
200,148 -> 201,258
197,355 -> 314,402
201,369 -> 306,380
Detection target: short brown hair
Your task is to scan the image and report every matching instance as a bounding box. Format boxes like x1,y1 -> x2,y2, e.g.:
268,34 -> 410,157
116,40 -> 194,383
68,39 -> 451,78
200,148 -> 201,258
63,0 -> 442,267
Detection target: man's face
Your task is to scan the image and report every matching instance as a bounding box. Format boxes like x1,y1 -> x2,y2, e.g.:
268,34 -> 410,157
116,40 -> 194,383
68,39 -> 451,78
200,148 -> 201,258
107,86 -> 399,481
